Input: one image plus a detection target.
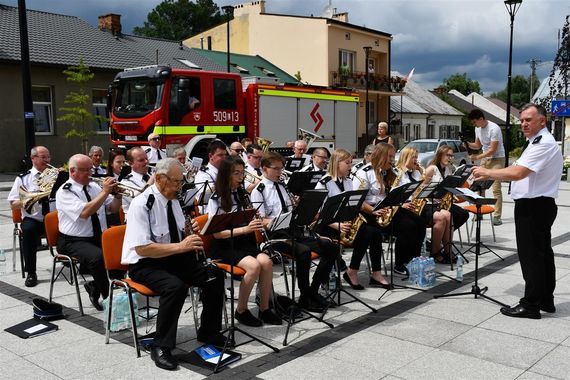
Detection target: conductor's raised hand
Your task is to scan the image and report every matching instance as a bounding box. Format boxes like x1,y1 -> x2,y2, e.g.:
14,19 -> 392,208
472,166 -> 491,181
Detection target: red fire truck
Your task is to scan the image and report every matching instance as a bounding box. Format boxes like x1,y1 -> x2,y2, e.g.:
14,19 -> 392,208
109,65 -> 360,158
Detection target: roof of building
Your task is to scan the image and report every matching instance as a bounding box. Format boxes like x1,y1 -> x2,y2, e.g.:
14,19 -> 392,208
449,90 -> 520,124
192,49 -> 298,84
389,72 -> 463,116
486,97 -> 521,119
0,4 -> 149,70
439,92 -> 505,125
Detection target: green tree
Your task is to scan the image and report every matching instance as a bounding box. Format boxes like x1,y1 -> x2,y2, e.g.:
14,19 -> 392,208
490,74 -> 540,109
133,0 -> 224,41
542,15 -> 570,110
57,57 -> 103,154
441,73 -> 482,96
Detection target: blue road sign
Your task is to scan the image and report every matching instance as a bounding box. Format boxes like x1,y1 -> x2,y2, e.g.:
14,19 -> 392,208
551,100 -> 570,116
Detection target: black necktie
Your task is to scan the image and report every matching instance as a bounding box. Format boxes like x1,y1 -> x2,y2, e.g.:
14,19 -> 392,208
336,179 -> 344,192
41,198 -> 50,216
407,171 -> 416,183
142,174 -> 150,182
255,168 -> 262,176
167,200 -> 180,243
82,186 -> 102,241
274,182 -> 288,212
157,149 -> 162,160
232,192 -> 242,211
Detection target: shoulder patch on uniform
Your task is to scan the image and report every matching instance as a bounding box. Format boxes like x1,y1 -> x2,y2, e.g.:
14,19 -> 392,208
210,192 -> 220,200
123,173 -> 133,180
532,135 -> 542,144
199,166 -> 209,172
257,183 -> 265,192
354,161 -> 364,169
146,194 -> 155,210
362,164 -> 373,172
319,176 -> 332,185
18,170 -> 31,178
63,183 -> 72,190
144,148 -> 151,153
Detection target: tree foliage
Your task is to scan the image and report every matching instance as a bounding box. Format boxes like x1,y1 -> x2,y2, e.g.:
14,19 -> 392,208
133,0 -> 224,41
441,73 -> 482,96
490,74 -> 540,109
57,57 -> 103,154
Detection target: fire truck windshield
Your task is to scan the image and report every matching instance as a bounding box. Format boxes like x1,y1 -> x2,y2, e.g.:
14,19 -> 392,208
113,79 -> 165,117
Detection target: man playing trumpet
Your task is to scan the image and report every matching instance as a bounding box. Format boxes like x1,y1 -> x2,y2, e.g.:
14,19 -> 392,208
8,146 -> 55,287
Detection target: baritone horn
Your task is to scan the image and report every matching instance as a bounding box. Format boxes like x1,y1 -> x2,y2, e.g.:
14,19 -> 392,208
18,164 -> 60,213
253,136 -> 273,152
298,128 -> 320,150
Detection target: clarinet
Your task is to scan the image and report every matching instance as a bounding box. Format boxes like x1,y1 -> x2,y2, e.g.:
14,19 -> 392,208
182,203 -> 217,282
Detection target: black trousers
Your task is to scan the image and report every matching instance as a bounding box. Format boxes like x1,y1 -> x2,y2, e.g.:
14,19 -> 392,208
57,235 -> 109,298
129,253 -> 224,349
514,197 -> 557,311
21,217 -> 44,274
271,231 -> 338,298
350,223 -> 383,272
380,208 -> 426,268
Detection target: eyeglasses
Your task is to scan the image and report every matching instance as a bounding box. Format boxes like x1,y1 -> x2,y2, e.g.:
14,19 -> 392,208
233,171 -> 245,177
446,154 -> 454,158
314,155 -> 329,160
75,167 -> 91,173
150,137 -> 161,141
232,149 -> 245,153
250,155 -> 262,160
267,166 -> 284,171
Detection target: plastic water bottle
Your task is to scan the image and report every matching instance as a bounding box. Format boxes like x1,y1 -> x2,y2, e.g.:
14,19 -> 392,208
456,256 -> 464,282
0,249 -> 6,275
328,267 -> 337,292
425,258 -> 436,287
420,236 -> 429,257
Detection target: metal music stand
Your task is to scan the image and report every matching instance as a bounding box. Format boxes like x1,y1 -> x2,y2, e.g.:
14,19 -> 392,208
287,170 -> 326,196
433,191 -> 508,307
282,189 -> 333,346
285,157 -> 306,173
201,210 -> 280,372
373,182 -> 424,299
316,189 -> 375,312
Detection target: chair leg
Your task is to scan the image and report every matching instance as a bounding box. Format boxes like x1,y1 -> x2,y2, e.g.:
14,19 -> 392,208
457,225 -> 463,248
364,249 -> 372,276
190,287 -> 201,333
105,286 -> 114,344
489,214 -> 496,242
49,258 -> 57,302
18,233 -> 25,278
126,288 -> 141,358
12,228 -> 17,272
70,260 -> 84,316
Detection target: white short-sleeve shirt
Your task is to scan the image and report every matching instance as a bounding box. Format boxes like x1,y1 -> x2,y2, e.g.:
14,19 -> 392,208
475,120 -> 505,158
7,167 -> 55,221
510,128 -> 563,200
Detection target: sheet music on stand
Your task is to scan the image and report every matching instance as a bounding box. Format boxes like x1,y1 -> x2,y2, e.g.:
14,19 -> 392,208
287,171 -> 325,196
317,189 -> 368,228
469,179 -> 495,193
285,157 -> 306,173
373,182 -> 421,211
446,187 -> 497,206
200,209 -> 257,236
291,190 -> 328,227
452,164 -> 474,177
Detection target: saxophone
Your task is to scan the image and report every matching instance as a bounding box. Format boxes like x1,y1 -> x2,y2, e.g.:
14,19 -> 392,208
408,165 -> 427,216
376,166 -> 402,228
439,163 -> 458,210
340,174 -> 367,246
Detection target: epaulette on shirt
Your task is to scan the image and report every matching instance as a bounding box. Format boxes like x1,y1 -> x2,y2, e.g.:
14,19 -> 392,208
145,148 -> 151,153
200,166 -> 209,172
18,170 -> 31,178
319,175 -> 332,185
362,164 -> 373,172
210,192 -> 220,200
123,173 -> 133,180
256,183 -> 265,193
532,135 -> 542,144
63,183 -> 72,190
354,161 -> 365,170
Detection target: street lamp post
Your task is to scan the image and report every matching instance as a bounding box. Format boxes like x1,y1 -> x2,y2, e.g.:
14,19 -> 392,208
363,46 -> 372,150
221,5 -> 234,73
504,0 -> 523,167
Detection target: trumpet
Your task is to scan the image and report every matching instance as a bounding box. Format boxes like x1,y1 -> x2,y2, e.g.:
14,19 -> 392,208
244,169 -> 263,185
90,177 -> 144,198
18,164 -> 60,213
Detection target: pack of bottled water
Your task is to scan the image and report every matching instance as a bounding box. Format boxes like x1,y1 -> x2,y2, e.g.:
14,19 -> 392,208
406,256 -> 436,288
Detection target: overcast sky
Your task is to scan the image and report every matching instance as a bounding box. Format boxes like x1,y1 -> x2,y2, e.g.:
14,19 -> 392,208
4,0 -> 569,95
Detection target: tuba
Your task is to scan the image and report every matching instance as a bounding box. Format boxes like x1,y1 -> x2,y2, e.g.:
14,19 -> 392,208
18,165 -> 60,213
376,166 -> 402,228
298,128 -> 320,150
253,136 -> 273,152
340,174 -> 367,246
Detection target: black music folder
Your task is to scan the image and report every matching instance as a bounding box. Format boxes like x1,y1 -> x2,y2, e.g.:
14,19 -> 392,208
5,318 -> 58,339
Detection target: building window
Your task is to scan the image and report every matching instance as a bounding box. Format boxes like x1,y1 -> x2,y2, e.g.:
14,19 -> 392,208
92,89 -> 108,133
427,119 -> 435,139
32,86 -> 53,135
339,49 -> 355,75
367,100 -> 376,128
403,123 -> 410,142
213,78 -> 236,109
367,57 -> 376,75
413,124 -> 421,140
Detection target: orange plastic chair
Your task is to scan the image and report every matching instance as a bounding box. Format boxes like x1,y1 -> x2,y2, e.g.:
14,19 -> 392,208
44,211 -> 84,316
101,225 -> 157,357
462,204 -> 496,243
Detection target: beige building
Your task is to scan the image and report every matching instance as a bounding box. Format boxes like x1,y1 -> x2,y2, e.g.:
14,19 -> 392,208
185,1 -> 404,151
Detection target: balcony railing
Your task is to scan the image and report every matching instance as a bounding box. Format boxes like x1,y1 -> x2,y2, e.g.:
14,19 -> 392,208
330,70 -> 407,92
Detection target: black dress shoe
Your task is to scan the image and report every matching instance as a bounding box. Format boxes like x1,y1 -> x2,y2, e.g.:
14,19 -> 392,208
84,282 -> 103,311
150,346 -> 178,371
25,273 -> 38,287
369,277 -> 392,289
235,309 -> 263,327
540,303 -> 556,313
259,308 -> 283,325
500,304 -> 541,319
298,294 -> 325,313
197,330 -> 233,348
342,272 -> 364,290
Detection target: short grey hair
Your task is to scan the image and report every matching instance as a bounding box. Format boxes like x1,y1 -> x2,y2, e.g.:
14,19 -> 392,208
520,103 -> 547,117
68,154 -> 90,169
89,146 -> 103,156
155,158 -> 183,176
173,147 -> 187,156
364,144 -> 375,154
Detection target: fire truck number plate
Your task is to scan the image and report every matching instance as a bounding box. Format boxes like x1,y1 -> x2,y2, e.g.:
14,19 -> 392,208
213,111 -> 239,122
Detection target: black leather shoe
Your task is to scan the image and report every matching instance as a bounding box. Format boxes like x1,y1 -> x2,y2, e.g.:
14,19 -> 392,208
540,303 -> 556,313
235,309 -> 262,327
197,330 -> 233,348
150,346 -> 178,371
369,277 -> 392,289
343,272 -> 364,290
25,273 -> 38,287
500,304 -> 541,319
298,294 -> 325,313
259,308 -> 283,325
84,282 -> 103,311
